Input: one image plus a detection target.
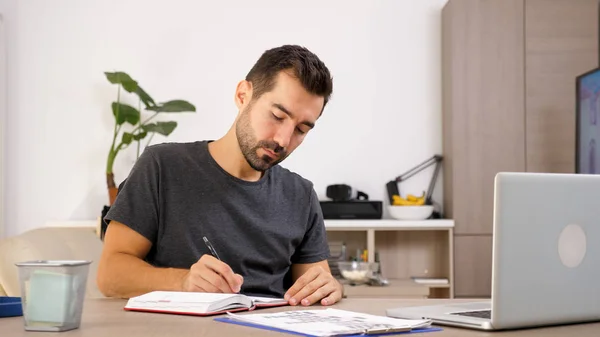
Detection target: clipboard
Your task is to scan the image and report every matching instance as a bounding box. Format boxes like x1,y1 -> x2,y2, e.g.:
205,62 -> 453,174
214,316 -> 443,336
0,297 -> 23,318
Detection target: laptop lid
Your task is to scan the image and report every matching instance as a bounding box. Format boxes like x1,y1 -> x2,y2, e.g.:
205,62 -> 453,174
491,172 -> 600,329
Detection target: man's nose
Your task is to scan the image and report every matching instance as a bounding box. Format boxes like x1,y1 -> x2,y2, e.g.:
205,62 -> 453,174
273,124 -> 294,149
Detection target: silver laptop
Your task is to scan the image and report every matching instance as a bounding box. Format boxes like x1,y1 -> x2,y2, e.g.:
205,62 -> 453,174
386,172 -> 600,330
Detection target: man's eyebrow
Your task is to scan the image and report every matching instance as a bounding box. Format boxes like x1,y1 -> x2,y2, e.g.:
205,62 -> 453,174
272,103 -> 315,128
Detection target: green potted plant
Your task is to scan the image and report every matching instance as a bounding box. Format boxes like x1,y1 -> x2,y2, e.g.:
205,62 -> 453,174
104,71 -> 196,205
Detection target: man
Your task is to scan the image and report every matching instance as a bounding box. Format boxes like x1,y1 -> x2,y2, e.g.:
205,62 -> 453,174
97,44 -> 343,307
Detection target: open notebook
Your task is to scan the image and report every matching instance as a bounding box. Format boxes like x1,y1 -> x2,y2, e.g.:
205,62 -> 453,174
124,291 -> 288,316
216,308 -> 438,336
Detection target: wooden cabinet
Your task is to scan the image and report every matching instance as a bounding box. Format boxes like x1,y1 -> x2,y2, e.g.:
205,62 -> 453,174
525,0 -> 600,172
442,0 -> 526,237
441,0 -> 598,298
453,235 -> 492,297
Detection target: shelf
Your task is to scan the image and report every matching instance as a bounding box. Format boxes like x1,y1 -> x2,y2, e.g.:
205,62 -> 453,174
340,278 -> 450,299
325,219 -> 455,298
411,281 -> 451,288
324,219 -> 454,231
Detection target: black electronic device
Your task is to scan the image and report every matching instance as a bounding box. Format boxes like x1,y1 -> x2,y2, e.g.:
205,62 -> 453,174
326,184 -> 353,201
319,200 -> 383,219
321,184 -> 381,219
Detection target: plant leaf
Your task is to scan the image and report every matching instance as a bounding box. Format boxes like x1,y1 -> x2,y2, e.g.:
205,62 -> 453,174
112,102 -> 140,125
122,132 -> 134,145
105,71 -> 138,93
133,131 -> 148,141
142,121 -> 178,136
147,100 -> 196,113
135,86 -> 155,108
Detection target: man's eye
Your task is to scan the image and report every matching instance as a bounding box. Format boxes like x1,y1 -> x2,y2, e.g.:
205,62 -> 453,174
296,128 -> 307,135
271,113 -> 284,121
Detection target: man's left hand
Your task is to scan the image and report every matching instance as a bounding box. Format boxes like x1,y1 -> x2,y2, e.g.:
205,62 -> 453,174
284,265 -> 343,306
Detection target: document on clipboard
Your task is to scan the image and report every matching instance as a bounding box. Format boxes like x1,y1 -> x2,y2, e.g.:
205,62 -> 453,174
216,308 -> 438,336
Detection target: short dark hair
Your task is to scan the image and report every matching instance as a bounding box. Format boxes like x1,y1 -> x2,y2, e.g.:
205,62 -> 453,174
245,45 -> 333,111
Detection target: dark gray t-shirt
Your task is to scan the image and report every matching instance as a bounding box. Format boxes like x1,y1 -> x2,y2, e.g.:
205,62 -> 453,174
104,140 -> 330,298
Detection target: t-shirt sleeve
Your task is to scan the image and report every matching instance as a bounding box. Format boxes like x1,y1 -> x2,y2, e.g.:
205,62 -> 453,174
104,147 -> 160,244
291,187 -> 331,264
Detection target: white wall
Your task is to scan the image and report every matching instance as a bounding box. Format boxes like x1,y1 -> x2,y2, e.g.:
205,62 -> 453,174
0,6 -> 7,239
3,0 -> 448,237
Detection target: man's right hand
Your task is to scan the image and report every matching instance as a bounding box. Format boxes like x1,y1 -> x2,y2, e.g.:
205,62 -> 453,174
182,254 -> 244,293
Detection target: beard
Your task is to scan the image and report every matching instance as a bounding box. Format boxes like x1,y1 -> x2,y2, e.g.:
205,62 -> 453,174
236,106 -> 288,172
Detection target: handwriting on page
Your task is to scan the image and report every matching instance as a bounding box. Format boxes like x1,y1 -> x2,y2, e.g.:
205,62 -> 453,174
263,311 -> 397,330
226,308 -> 417,337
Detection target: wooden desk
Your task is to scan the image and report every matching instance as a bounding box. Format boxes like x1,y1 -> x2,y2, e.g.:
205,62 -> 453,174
3,298 -> 600,336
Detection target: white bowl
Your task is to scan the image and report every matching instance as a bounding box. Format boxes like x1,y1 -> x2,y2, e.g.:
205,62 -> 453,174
337,261 -> 379,284
388,205 -> 434,220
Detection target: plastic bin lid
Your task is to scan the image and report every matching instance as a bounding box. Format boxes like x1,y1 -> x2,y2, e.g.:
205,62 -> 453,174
15,260 -> 92,267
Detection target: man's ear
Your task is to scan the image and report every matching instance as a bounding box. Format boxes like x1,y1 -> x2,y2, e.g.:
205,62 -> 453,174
234,80 -> 253,110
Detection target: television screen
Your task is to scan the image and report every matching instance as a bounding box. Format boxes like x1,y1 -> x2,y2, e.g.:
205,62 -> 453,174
576,68 -> 600,174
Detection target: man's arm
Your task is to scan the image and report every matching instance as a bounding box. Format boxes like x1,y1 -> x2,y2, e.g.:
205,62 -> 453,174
284,260 -> 343,306
97,148 -> 243,298
291,260 -> 331,280
97,221 -> 244,298
96,221 -> 188,298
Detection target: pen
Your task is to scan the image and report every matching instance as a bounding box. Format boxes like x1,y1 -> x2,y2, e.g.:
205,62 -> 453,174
203,236 -> 221,260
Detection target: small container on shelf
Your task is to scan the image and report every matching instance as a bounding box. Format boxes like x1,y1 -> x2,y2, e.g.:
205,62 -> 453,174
337,261 -> 379,285
388,205 -> 434,220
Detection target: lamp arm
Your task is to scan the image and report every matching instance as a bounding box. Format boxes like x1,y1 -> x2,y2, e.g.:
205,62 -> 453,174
386,155 -> 443,206
395,155 -> 442,182
426,157 -> 443,203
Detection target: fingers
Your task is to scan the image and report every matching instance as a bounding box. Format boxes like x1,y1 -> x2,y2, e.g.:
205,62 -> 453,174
285,266 -> 344,307
302,281 -> 339,306
284,267 -> 320,302
185,273 -> 222,293
200,254 -> 243,293
288,274 -> 329,306
320,285 -> 343,306
235,274 -> 244,286
182,255 -> 243,293
200,268 -> 236,293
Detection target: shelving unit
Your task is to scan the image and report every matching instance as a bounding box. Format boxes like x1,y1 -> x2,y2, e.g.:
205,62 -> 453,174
324,219 -> 454,299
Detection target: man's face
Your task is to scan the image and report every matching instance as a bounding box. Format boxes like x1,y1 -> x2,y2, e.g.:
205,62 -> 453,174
235,71 -> 324,171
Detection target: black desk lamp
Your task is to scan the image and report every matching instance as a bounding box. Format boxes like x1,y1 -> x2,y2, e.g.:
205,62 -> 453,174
386,155 -> 443,207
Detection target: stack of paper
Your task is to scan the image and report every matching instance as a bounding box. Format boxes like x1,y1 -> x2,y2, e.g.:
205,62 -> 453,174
217,308 -> 437,336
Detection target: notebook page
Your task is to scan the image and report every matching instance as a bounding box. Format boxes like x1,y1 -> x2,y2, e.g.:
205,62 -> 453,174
130,291 -> 241,303
247,295 -> 287,304
125,291 -> 245,314
227,308 -> 432,336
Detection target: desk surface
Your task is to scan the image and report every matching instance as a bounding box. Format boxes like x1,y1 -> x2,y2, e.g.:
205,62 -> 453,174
3,298 -> 600,336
